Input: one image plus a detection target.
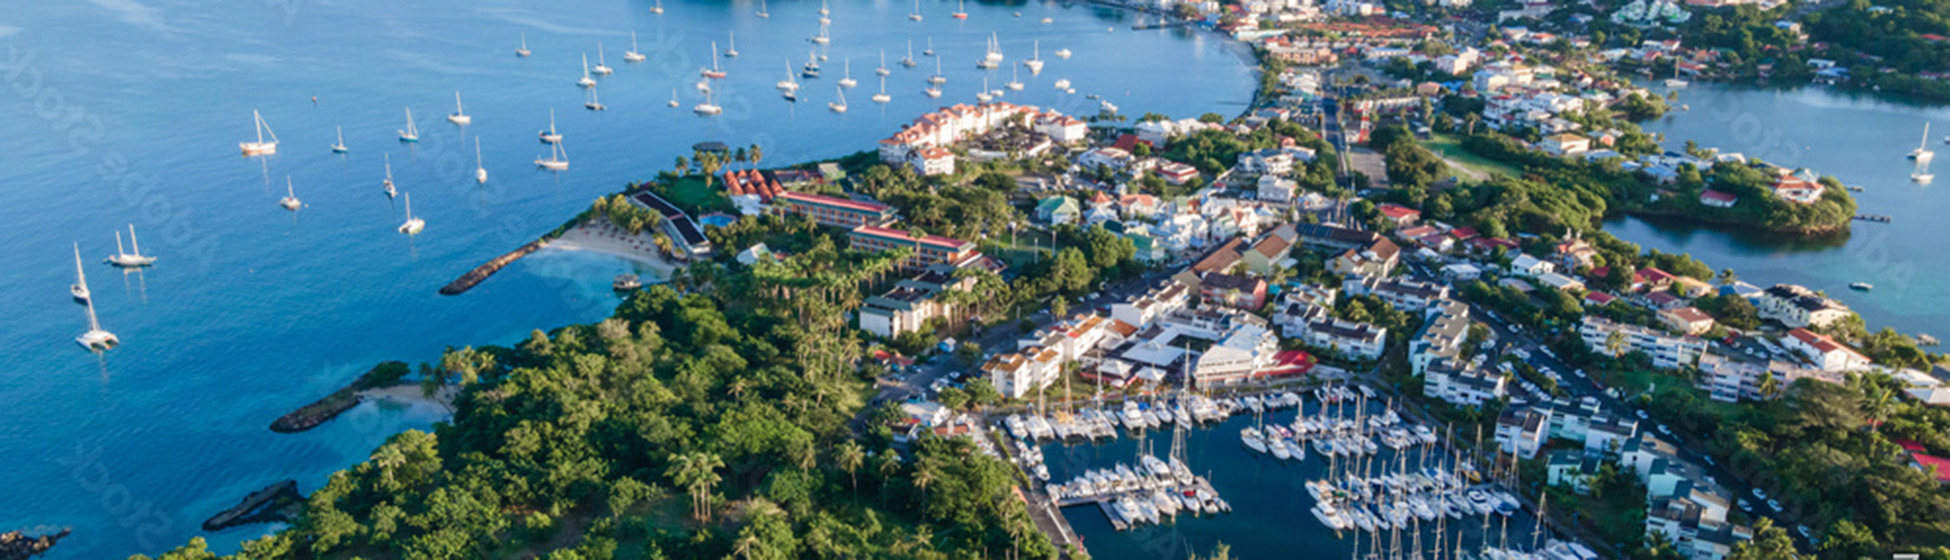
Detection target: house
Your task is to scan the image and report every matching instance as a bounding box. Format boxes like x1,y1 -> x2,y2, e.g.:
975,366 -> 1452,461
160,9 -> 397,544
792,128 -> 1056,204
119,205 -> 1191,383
1699,189 -> 1738,208
1156,161 -> 1201,185
1119,194 -> 1162,218
1300,318 -> 1388,361
1330,237 -> 1401,277
1496,407 -> 1551,459
1898,440 -> 1950,483
1344,274 -> 1450,312
1769,175 -> 1826,204
1111,280 -> 1192,329
1191,237 -> 1248,275
1537,272 -> 1585,293
1237,148 -> 1296,175
1375,203 -> 1421,226
858,261 -> 984,338
1257,175 -> 1298,204
1240,226 -> 1296,275
1659,306 -> 1716,335
1078,147 -> 1133,171
1547,449 -> 1605,494
1756,284 -> 1851,328
1783,328 -> 1872,372
914,147 -> 957,176
1539,133 -> 1590,156
1508,253 -> 1555,278
1036,196 -> 1081,225
1553,235 -> 1599,269
775,191 -> 898,229
1198,272 -> 1269,310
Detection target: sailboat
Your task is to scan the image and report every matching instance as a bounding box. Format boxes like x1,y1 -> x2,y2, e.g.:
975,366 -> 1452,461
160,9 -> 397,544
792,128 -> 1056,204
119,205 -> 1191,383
901,41 -> 919,67
1055,46 -> 1073,59
280,177 -> 302,211
925,84 -> 941,98
923,36 -> 936,57
669,88 -> 681,107
977,77 -> 993,102
725,32 -> 740,57
330,126 -> 349,154
1054,78 -> 1072,90
1025,40 -> 1045,73
778,59 -> 802,92
652,0 -> 664,13
755,0 -> 769,18
1007,64 -> 1024,91
239,110 -> 279,156
539,108 -> 563,144
105,224 -> 156,268
929,56 -> 946,84
1909,122 -> 1934,161
694,89 -> 724,115
984,32 -> 1004,64
397,108 -> 420,142
70,242 -> 91,303
701,42 -> 728,78
953,0 -> 968,19
802,50 -> 821,78
536,140 -> 569,171
474,138 -> 488,184
73,245 -> 117,351
398,192 -> 425,235
819,0 -> 831,23
578,53 -> 598,87
447,91 -> 471,125
876,50 -> 891,76
838,58 -> 857,88
873,75 -> 892,103
584,87 -> 606,111
591,43 -> 614,75
625,31 -> 647,62
910,0 -> 923,21
811,21 -> 830,45
516,33 -> 531,57
829,85 -> 848,113
382,154 -> 397,198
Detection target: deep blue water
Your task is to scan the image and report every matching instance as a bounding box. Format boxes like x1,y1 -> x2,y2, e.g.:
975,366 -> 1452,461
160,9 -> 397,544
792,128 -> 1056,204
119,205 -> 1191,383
1611,83 -> 1950,337
0,1 -> 1253,557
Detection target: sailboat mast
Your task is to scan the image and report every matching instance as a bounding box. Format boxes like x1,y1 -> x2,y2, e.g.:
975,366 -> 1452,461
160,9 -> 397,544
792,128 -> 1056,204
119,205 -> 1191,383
73,242 -> 87,286
128,225 -> 142,256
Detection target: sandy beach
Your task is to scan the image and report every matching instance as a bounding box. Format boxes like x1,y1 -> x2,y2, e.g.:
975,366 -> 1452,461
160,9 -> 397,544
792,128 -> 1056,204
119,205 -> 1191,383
357,383 -> 460,412
546,220 -> 679,276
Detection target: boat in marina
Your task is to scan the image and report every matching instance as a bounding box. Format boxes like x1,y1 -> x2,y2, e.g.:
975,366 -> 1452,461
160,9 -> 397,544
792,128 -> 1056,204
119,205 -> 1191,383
239,110 -> 279,156
105,224 -> 156,268
398,192 -> 424,235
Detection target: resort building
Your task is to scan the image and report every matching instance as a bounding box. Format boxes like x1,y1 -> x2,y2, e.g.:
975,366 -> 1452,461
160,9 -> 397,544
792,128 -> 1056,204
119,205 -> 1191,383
1578,316 -> 1708,370
1755,284 -> 1851,329
848,225 -> 980,269
1782,327 -> 1872,372
627,191 -> 714,259
858,261 -> 982,338
774,191 -> 897,229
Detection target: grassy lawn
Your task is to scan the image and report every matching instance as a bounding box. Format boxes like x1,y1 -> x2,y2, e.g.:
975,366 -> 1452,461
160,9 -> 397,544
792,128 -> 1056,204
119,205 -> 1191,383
1424,133 -> 1523,179
656,176 -> 733,215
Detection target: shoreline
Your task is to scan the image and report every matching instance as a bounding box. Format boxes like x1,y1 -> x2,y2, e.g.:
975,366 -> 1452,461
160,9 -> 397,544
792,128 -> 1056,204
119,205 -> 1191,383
543,219 -> 680,276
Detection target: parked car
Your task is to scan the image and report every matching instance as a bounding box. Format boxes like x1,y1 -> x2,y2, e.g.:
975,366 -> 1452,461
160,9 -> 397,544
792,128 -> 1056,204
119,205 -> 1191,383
1752,487 -> 1767,500
1737,498 -> 1753,512
1657,424 -> 1672,435
1768,499 -> 1783,512
1635,409 -> 1650,420
1796,525 -> 1812,539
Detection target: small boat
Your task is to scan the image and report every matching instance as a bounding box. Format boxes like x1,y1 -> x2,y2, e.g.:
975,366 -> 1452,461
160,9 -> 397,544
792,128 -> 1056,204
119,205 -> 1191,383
591,43 -> 614,75
725,32 -> 740,57
577,53 -> 598,88
811,22 -> 830,45
651,0 -> 664,14
1055,47 -> 1072,59
696,79 -> 711,93
393,107 -> 415,142
838,58 -> 857,88
952,0 -> 967,19
976,79 -> 993,103
872,76 -> 891,103
280,176 -> 302,211
909,0 -> 923,21
701,42 -> 727,78
382,154 -> 397,198
398,192 -> 425,235
778,60 -> 802,91
624,31 -> 647,62
1041,17 -> 1053,23
239,110 -> 279,156
1006,65 -> 1024,91
1850,282 -> 1874,291
327,125 -> 349,154
536,140 -> 569,171
584,87 -> 606,111
930,56 -> 946,84
1910,122 -> 1934,160
1054,78 -> 1071,89
74,253 -> 117,352
69,242 -> 91,303
829,85 -> 848,113
1664,78 -> 1689,88
1024,40 -> 1044,74
614,274 -> 642,291
474,138 -> 488,184
516,33 -> 531,57
984,32 -> 1003,63
901,41 -> 919,67
1914,172 -> 1935,183
819,0 -> 830,17
875,51 -> 891,76
669,88 -> 681,108
694,89 -> 723,115
924,86 -> 941,98
539,108 -> 563,144
801,50 -> 821,78
755,0 -> 769,18
446,91 -> 471,125
923,36 -> 936,57
105,224 -> 156,268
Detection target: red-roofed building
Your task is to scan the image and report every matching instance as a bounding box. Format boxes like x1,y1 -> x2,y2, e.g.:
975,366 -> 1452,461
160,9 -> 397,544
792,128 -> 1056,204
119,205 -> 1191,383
1659,306 -> 1716,335
1584,291 -> 1617,307
1376,203 -> 1422,226
1901,440 -> 1950,483
1636,268 -> 1678,290
1258,350 -> 1317,378
776,191 -> 897,229
1783,327 -> 1872,371
1699,189 -> 1738,208
849,225 -> 981,269
1113,133 -> 1151,153
1449,227 -> 1480,241
1771,176 -> 1826,204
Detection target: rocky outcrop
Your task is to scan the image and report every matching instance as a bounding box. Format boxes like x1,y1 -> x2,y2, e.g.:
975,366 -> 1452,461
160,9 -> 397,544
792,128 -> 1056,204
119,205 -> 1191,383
439,239 -> 548,295
0,529 -> 69,560
202,480 -> 304,532
271,361 -> 408,433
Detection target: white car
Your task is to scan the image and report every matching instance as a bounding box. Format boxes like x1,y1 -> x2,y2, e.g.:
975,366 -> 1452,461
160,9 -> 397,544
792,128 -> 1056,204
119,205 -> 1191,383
1752,487 -> 1767,500
1657,424 -> 1672,435
1635,409 -> 1650,420
1768,499 -> 1783,512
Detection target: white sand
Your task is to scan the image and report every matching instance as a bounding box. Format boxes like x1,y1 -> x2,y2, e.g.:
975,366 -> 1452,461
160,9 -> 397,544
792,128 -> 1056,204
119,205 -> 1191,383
547,220 -> 678,275
358,383 -> 459,412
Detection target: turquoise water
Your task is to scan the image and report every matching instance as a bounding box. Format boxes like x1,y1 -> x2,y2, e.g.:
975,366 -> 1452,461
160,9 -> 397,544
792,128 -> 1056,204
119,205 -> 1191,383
0,1 -> 1253,557
1607,83 -> 1950,337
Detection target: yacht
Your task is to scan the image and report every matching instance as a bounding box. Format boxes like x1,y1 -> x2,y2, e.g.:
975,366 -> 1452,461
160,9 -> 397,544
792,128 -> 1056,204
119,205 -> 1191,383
584,87 -> 606,111
838,58 -> 857,88
577,53 -> 598,87
802,50 -> 821,78
382,154 -> 396,198
872,76 -> 891,103
929,56 -> 946,84
701,42 -> 727,79
69,242 -> 91,303
901,41 -> 919,67
539,108 -> 563,144
330,126 -> 348,154
810,22 -> 830,45
1910,122 -> 1934,160
924,85 -> 941,98
669,88 -> 681,108
984,33 -> 1003,63
1024,40 -> 1044,73
390,107 -> 414,142
828,86 -> 848,113
74,251 -> 117,352
1006,65 -> 1024,91
755,0 -> 768,18
725,32 -> 740,57
923,36 -> 936,57
516,33 -> 531,57
446,91 -> 471,125
651,0 -> 664,14
591,43 -> 614,75
105,224 -> 156,268
778,60 -> 802,92
1850,282 -> 1874,291
398,192 -> 425,235
909,0 -> 923,21
1240,427 -> 1267,453
280,177 -> 302,211
875,51 -> 891,76
694,89 -> 724,115
624,31 -> 647,62
239,110 -> 279,156
1055,47 -> 1072,59
1053,78 -> 1071,89
474,138 -> 488,184
952,0 -> 967,19
536,140 -> 569,171
1915,171 -> 1935,183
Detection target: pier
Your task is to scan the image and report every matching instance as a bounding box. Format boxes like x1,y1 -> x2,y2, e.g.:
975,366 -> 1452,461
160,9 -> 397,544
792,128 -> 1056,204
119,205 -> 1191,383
439,239 -> 549,295
1853,214 -> 1892,223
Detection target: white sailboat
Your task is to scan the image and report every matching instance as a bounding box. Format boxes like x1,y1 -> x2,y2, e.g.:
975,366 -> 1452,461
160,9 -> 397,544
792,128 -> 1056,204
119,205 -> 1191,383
910,0 -> 923,21
1054,78 -> 1071,89
901,41 -> 919,67
74,245 -> 116,351
778,59 -> 801,91
578,53 -> 598,87
382,154 -> 397,198
725,32 -> 740,57
756,0 -> 769,18
1007,64 -> 1024,90
105,224 -> 156,268
585,87 -> 606,111
1910,122 -> 1934,161
838,58 -> 857,88
652,0 -> 664,14
873,75 -> 892,103
624,31 -> 647,62
925,85 -> 941,98
516,33 -> 532,57
398,192 -> 425,235
474,138 -> 488,185
537,141 -> 569,171
446,91 -> 471,125
330,126 -> 348,154
977,77 -> 993,102
539,108 -> 563,144
280,176 -> 302,211
694,89 -> 723,115
70,242 -> 90,303
953,0 -> 967,19
985,32 -> 1004,63
591,43 -> 614,75
701,42 -> 727,78
819,0 -> 830,17
876,50 -> 891,76
1055,47 -> 1072,59
239,110 -> 279,156
811,21 -> 830,45
930,56 -> 946,84
398,107 -> 420,142
669,88 -> 681,107
829,85 -> 848,113
1025,40 -> 1045,74
802,50 -> 821,78
923,36 -> 936,57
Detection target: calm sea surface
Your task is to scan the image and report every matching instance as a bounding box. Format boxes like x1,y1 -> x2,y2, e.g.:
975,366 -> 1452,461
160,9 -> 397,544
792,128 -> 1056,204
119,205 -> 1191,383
0,1 -> 1253,557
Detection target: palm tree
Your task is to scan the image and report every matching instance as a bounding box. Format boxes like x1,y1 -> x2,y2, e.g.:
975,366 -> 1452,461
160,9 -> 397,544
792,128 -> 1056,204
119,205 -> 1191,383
836,441 -> 865,492
1863,385 -> 1895,432
674,155 -> 690,177
699,152 -> 725,188
749,143 -> 763,171
1757,370 -> 1780,400
1605,330 -> 1626,357
733,147 -> 749,172
732,532 -> 761,560
1716,267 -> 1738,286
666,452 -> 724,522
912,460 -> 940,503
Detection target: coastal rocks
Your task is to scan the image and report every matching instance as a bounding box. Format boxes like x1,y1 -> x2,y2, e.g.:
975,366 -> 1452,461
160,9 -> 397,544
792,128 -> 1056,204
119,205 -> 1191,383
202,480 -> 304,532
270,361 -> 410,433
0,529 -> 68,560
439,239 -> 549,295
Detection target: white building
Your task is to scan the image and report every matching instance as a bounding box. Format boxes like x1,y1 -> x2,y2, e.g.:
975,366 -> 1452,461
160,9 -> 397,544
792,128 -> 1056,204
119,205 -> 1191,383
1755,284 -> 1851,329
1579,316 -> 1707,370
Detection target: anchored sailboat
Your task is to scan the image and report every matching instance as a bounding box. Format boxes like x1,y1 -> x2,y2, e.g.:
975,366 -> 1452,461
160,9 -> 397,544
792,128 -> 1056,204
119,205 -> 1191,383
516,33 -> 531,57
902,41 -> 919,67
539,108 -> 563,144
475,138 -> 488,185
239,110 -> 279,156
105,224 -> 156,268
953,0 -> 967,19
447,91 -> 471,126
74,244 -> 116,351
873,75 -> 892,103
70,242 -> 90,303
330,126 -> 348,154
625,31 -> 647,62
382,154 -> 397,198
652,0 -> 664,14
838,58 -> 857,88
397,107 -> 420,142
726,32 -> 740,57
756,0 -> 769,18
701,42 -> 727,79
695,89 -> 724,115
398,192 -> 425,235
1910,122 -> 1935,161
585,87 -> 606,111
537,140 -> 569,171
669,88 -> 681,107
876,50 -> 891,76
1025,40 -> 1045,74
778,59 -> 802,92
1007,64 -> 1024,91
910,0 -> 923,21
578,53 -> 598,88
280,176 -> 302,211
592,43 -> 614,75
829,85 -> 848,113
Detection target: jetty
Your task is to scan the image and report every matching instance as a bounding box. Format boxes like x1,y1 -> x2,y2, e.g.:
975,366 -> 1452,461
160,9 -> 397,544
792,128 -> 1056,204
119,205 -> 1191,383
1853,214 -> 1892,223
271,361 -> 409,433
202,480 -> 304,531
439,239 -> 549,295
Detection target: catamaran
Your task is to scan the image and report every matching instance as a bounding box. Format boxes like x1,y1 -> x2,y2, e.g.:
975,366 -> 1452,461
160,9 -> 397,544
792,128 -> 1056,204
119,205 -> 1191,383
872,75 -> 891,103
802,50 -> 821,78
398,192 -> 425,235
910,0 -> 923,21
725,32 -> 740,57
701,42 -> 727,78
474,138 -> 488,185
447,91 -> 471,125
624,31 -> 647,62
330,126 -> 348,154
592,43 -> 614,75
838,58 -> 857,88
537,140 -> 569,171
901,41 -> 919,67
105,224 -> 156,268
70,242 -> 90,303
585,87 -> 606,111
382,154 -> 397,198
280,177 -> 302,211
516,33 -> 531,57
539,108 -> 563,144
239,110 -> 279,156
953,0 -> 967,19
694,89 -> 724,115
397,107 -> 420,142
578,53 -> 598,87
1024,40 -> 1045,73
1910,122 -> 1934,161
876,50 -> 891,76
